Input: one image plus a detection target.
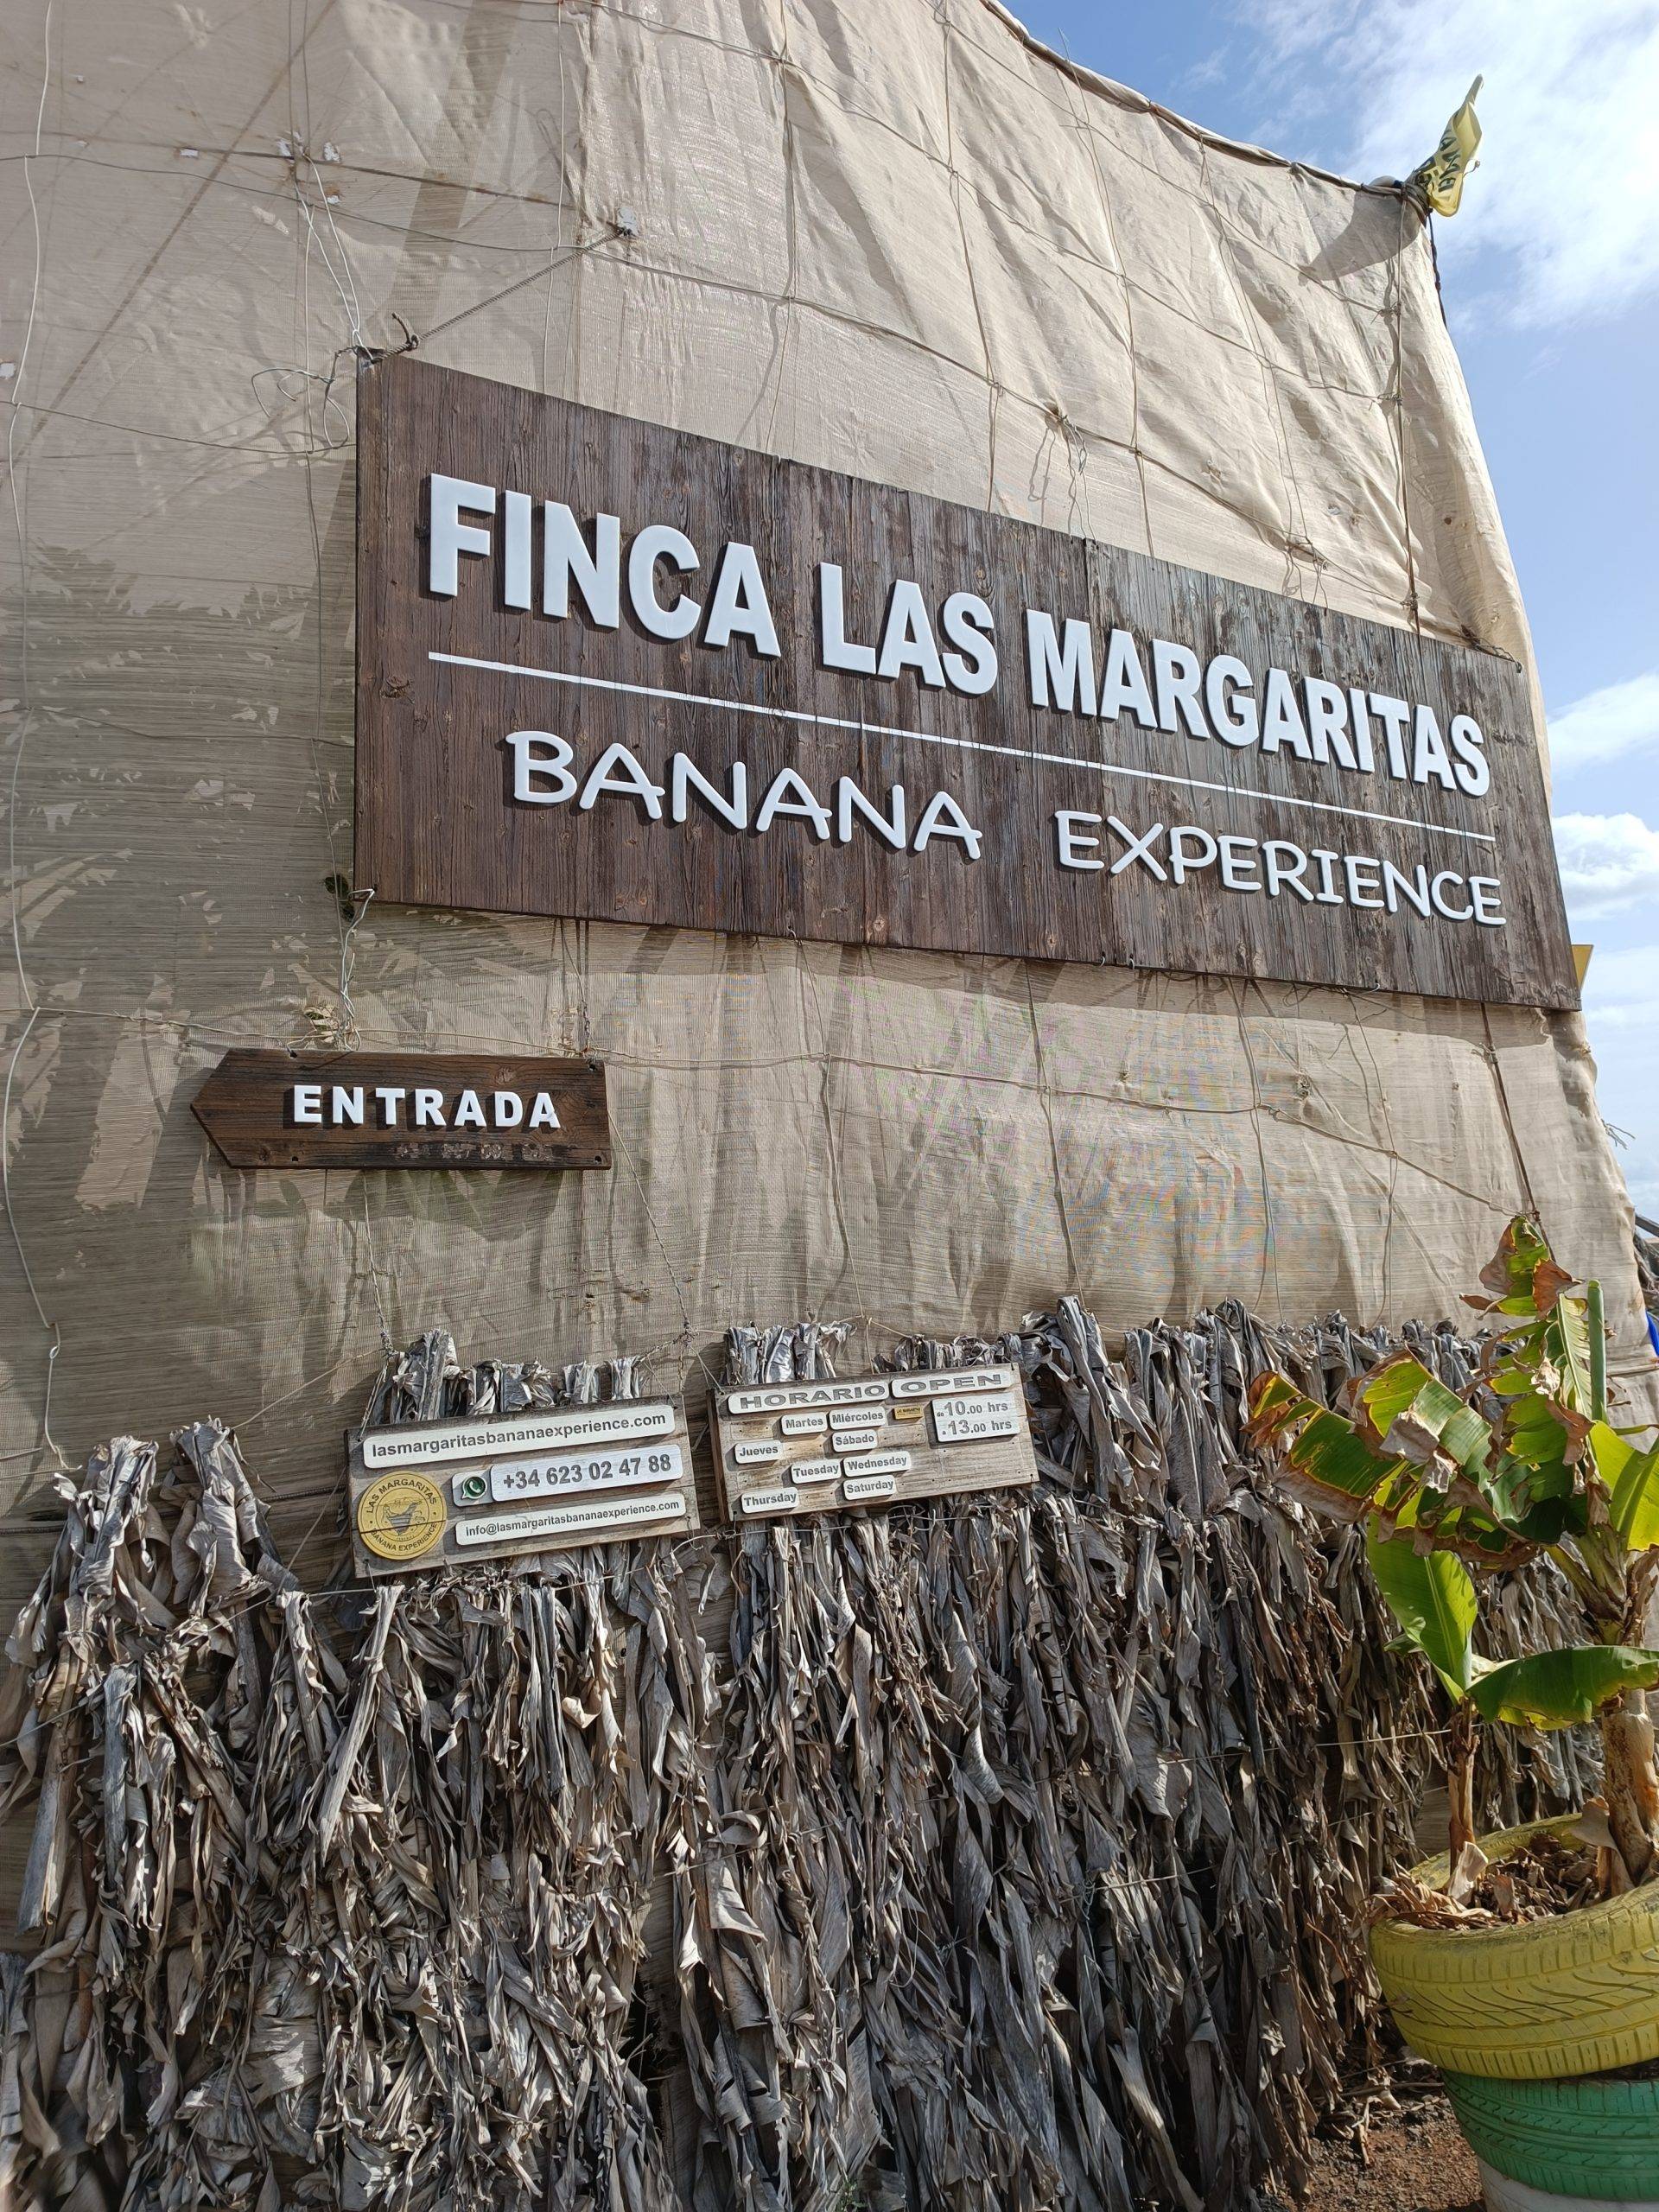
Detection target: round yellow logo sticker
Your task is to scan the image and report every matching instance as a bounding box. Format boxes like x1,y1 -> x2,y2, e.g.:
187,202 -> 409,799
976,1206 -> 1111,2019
355,1471 -> 446,1562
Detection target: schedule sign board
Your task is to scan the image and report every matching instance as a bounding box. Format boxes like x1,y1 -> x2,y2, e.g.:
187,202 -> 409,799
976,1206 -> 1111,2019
355,357 -> 1576,1010
710,1365 -> 1037,1521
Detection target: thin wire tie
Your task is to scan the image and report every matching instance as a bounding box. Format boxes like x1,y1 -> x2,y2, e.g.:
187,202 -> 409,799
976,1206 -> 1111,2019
337,885 -> 375,1046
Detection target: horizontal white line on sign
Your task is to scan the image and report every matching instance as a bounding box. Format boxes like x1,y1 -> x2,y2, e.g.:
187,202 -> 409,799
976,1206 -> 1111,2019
364,1401 -> 675,1468
779,1412 -> 829,1436
890,1366 -> 1016,1399
430,652 -> 1497,849
453,1491 -> 688,1547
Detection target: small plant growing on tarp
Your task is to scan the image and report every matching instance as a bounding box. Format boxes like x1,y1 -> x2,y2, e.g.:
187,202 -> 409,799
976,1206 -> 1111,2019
1247,1217 -> 1659,1894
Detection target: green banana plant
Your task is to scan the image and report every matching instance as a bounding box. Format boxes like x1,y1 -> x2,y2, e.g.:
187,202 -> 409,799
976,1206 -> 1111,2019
1246,1218 -> 1659,1885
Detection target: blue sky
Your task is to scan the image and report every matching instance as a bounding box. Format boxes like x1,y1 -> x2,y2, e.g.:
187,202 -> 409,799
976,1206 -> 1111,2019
1017,0 -> 1659,1218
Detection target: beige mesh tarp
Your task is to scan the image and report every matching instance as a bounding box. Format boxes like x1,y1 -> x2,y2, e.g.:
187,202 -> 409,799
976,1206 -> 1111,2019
1,0 -> 1650,1536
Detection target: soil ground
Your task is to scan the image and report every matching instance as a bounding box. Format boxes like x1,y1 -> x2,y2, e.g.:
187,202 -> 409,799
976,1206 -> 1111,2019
1294,2090 -> 1484,2212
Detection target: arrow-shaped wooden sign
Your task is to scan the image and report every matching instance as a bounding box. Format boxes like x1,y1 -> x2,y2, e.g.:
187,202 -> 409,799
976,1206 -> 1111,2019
191,1050 -> 610,1170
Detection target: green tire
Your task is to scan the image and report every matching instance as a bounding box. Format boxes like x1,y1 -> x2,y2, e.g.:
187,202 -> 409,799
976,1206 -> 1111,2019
1444,2067 -> 1659,2199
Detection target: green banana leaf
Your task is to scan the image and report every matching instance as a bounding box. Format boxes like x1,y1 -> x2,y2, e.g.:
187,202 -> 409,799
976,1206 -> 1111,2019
1337,1348 -> 1578,1557
1470,1216 -> 1573,1319
1244,1374 -> 1400,1524
1544,1292 -> 1597,1417
1469,1643 -> 1659,1729
1468,1217 -> 1598,1417
1354,1351 -> 1491,1475
1244,1372 -> 1532,1564
1591,1422 -> 1659,1552
1482,1411 -> 1586,1544
1351,1350 -> 1579,1544
1364,1527 -> 1477,1700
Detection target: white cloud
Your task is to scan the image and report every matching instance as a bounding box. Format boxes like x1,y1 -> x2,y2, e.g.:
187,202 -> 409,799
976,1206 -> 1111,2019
1240,0 -> 1659,327
1548,671 -> 1659,777
1580,944 -> 1659,1214
1582,941 -> 1659,1024
1553,810 -> 1659,918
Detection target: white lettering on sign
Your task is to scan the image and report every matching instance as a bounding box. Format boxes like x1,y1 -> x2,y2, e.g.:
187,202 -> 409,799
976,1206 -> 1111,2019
842,1471 -> 899,1503
363,1402 -> 676,1469
726,1378 -> 891,1416
487,731 -> 1519,965
429,471 -> 1497,804
486,1440 -> 683,1502
731,1440 -> 784,1467
370,371 -> 1580,1019
889,1366 -> 1017,1400
741,1484 -> 801,1516
505,733 -> 983,863
1020,614 -> 1492,797
787,1458 -> 842,1486
836,1450 -> 912,1479
931,1395 -> 1023,1446
705,1358 -> 1041,1523
291,1083 -> 563,1129
1052,815 -> 1506,930
454,1491 -> 688,1547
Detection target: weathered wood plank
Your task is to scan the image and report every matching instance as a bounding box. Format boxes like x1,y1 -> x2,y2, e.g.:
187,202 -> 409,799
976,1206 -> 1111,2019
355,356 -> 1577,1010
192,1049 -> 610,1171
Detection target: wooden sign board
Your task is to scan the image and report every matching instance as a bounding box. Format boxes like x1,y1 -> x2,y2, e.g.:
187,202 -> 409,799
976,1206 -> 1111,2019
193,1050 -> 610,1170
347,1399 -> 696,1577
354,356 -> 1577,1011
710,1365 -> 1038,1521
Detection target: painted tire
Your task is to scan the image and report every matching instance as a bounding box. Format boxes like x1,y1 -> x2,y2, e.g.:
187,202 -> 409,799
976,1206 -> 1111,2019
1446,2069 -> 1659,2198
1370,1819 -> 1659,2079
1477,2153 -> 1659,2212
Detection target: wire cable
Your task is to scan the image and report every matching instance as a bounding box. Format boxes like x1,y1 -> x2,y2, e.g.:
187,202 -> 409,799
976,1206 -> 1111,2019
2,0 -> 68,1476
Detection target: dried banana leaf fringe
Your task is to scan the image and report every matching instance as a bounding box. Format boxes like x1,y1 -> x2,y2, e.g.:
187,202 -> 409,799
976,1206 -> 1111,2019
0,1312 -> 1589,2212
0,1345 -> 705,2212
678,1300 -> 1592,2212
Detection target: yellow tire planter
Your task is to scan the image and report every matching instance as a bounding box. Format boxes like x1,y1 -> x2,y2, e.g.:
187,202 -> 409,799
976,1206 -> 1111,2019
1370,1820 -> 1659,2080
